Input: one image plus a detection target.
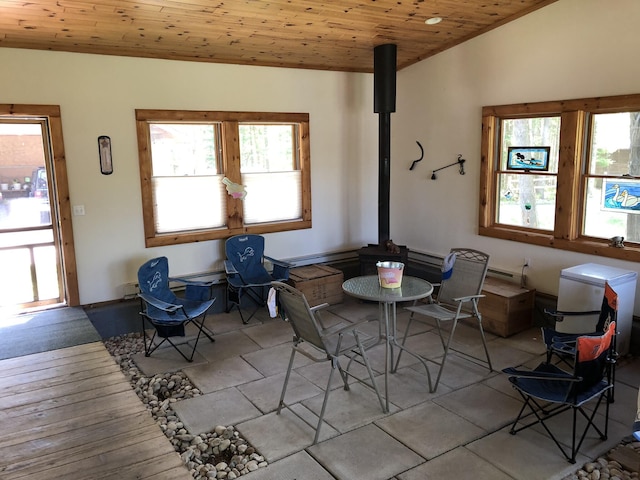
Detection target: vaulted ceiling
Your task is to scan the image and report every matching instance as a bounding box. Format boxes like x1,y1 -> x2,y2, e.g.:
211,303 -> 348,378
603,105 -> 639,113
0,0 -> 557,72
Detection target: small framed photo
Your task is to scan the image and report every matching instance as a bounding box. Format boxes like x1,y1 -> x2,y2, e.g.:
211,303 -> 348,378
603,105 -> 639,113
507,146 -> 550,171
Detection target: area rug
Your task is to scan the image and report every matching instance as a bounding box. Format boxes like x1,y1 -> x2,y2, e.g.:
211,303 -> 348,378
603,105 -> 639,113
0,307 -> 102,360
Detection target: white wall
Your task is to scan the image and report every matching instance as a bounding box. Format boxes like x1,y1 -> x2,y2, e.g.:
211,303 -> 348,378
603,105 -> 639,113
0,49 -> 379,303
394,0 -> 640,311
2,0 -> 639,310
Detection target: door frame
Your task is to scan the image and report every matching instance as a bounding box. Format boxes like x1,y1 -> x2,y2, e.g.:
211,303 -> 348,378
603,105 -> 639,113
1,104 -> 79,306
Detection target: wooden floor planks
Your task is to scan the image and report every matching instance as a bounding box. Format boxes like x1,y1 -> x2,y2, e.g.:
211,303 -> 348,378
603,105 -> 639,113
0,342 -> 192,480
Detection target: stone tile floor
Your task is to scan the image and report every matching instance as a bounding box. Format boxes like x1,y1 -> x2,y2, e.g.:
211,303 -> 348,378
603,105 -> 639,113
132,296 -> 639,480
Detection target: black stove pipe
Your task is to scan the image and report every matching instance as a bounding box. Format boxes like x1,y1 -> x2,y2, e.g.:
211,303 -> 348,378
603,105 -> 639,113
374,44 -> 397,245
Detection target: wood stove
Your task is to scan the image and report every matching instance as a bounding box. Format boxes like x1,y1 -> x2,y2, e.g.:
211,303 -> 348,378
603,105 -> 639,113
357,44 -> 409,275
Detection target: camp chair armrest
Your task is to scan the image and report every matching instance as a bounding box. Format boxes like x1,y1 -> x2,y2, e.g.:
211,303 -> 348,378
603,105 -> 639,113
321,321 -> 368,339
264,255 -> 294,268
138,293 -> 182,313
502,367 -> 581,382
551,334 -> 578,344
169,276 -> 215,288
550,342 -> 576,355
224,259 -> 239,275
543,308 -> 601,321
265,256 -> 293,280
451,294 -> 485,303
310,303 -> 330,312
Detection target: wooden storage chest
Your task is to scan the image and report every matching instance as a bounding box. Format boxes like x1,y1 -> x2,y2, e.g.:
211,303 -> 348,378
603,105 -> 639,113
287,265 -> 344,307
478,277 -> 535,337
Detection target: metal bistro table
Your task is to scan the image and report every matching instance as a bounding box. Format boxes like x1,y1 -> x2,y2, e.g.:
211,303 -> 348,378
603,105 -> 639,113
342,275 -> 434,411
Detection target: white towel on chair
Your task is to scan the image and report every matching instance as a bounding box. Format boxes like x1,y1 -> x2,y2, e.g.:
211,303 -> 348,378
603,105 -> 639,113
267,287 -> 278,318
441,252 -> 457,280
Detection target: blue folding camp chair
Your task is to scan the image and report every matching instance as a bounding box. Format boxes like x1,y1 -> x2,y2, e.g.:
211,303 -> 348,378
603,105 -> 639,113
224,234 -> 292,324
542,282 -> 618,401
503,321 -> 616,464
138,257 -> 216,362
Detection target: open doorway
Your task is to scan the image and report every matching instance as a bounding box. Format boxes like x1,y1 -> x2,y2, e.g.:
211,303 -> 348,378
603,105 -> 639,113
0,105 -> 79,312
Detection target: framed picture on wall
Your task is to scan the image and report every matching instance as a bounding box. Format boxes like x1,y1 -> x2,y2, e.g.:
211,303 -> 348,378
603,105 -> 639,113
506,146 -> 550,171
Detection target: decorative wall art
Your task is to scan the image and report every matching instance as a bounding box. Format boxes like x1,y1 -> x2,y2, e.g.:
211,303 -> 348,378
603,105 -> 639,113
431,154 -> 466,180
222,177 -> 247,200
602,179 -> 640,213
506,146 -> 550,171
98,135 -> 113,175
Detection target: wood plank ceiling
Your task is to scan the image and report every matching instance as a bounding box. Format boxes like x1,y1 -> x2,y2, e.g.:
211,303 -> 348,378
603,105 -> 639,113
0,0 -> 558,72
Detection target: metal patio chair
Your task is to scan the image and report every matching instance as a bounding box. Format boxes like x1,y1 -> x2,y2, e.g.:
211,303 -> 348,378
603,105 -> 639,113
272,281 -> 385,444
395,248 -> 492,392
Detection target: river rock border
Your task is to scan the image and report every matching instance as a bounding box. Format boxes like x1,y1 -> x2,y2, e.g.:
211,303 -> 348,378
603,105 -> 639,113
103,332 -> 268,480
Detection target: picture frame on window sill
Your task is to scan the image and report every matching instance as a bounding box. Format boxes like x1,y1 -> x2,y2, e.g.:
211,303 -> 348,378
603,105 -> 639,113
98,135 -> 113,175
506,146 -> 550,171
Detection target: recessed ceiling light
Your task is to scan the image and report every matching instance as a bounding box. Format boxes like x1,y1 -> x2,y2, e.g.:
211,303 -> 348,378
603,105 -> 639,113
425,17 -> 442,25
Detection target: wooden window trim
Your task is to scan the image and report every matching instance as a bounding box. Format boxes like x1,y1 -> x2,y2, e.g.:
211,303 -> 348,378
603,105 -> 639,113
479,94 -> 640,262
0,104 -> 79,305
136,109 -> 312,247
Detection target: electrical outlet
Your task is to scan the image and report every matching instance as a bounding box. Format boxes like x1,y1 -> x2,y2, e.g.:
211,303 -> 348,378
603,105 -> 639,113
524,257 -> 531,267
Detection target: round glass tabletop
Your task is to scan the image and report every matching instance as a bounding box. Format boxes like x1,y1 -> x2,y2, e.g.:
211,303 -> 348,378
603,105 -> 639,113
342,275 -> 433,303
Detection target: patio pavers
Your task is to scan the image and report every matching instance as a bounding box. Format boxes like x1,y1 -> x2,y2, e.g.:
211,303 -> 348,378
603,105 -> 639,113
172,387 -> 262,435
240,450 -> 335,480
397,446 -> 515,480
140,294 -> 637,480
433,382 -> 524,432
238,370 -> 322,414
237,404 -> 339,462
183,355 -> 263,393
308,423 -> 425,480
375,401 -> 486,460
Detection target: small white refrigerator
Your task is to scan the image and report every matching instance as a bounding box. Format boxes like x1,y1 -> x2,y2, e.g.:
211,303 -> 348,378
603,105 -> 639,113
557,263 -> 637,355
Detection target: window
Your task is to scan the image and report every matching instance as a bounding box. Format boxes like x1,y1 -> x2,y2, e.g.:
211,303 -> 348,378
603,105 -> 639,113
480,94 -> 640,261
136,110 -> 311,247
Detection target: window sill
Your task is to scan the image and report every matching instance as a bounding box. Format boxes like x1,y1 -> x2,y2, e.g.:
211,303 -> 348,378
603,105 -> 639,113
479,226 -> 640,262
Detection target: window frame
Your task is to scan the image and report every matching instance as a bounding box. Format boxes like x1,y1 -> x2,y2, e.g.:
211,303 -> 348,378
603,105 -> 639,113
479,93 -> 640,262
136,109 -> 312,247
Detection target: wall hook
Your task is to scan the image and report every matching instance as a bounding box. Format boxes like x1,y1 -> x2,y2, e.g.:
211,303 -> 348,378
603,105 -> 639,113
431,154 -> 466,180
409,141 -> 424,170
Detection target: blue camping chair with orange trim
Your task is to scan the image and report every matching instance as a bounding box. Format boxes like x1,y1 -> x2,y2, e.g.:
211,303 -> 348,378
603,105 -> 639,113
503,321 -> 616,464
542,282 -> 618,400
224,234 -> 292,324
138,257 -> 216,362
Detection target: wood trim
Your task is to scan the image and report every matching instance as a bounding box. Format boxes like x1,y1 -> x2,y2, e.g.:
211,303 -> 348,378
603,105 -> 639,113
0,104 -> 79,306
481,93 -> 640,117
553,110 -> 584,240
479,114 -> 497,228
299,121 -> 312,223
480,93 -> 640,263
222,121 -> 243,230
136,109 -> 312,248
134,117 -> 157,245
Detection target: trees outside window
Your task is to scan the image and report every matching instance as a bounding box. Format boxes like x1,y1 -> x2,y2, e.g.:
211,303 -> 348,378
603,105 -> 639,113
480,94 -> 640,262
136,110 -> 311,247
